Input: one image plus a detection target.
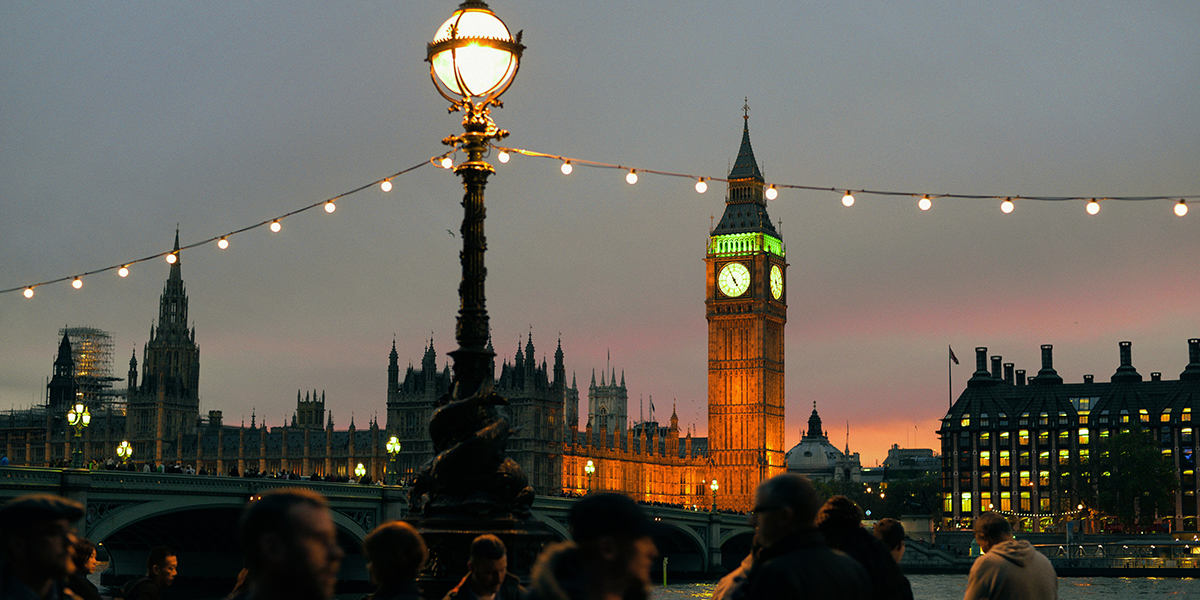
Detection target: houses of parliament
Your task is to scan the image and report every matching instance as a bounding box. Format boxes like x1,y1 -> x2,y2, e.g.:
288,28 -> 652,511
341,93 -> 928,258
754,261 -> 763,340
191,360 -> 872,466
0,117 -> 790,510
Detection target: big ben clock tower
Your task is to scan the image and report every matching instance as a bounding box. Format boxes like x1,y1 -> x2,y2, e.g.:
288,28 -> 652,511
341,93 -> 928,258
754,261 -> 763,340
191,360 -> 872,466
706,107 -> 787,510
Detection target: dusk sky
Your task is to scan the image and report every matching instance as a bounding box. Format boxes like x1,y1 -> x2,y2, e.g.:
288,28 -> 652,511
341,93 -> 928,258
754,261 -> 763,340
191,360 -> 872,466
2,2 -> 1197,466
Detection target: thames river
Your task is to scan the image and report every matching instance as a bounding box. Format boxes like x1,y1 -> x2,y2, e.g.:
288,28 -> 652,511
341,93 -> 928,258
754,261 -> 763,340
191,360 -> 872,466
650,574 -> 1199,599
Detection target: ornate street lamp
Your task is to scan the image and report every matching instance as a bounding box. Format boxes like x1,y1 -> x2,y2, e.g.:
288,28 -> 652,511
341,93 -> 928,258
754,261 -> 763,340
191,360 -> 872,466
354,462 -> 366,482
412,7 -> 549,596
427,0 -> 524,402
386,436 -> 402,486
411,0 -> 534,520
584,459 -> 595,493
66,400 -> 91,469
710,479 -> 719,512
116,440 -> 133,467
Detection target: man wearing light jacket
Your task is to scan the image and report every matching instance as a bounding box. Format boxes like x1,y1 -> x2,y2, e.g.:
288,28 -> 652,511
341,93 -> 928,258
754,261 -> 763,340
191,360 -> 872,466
964,513 -> 1057,600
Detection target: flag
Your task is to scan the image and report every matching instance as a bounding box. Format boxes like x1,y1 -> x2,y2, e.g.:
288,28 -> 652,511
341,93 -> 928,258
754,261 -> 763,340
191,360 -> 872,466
949,346 -> 960,365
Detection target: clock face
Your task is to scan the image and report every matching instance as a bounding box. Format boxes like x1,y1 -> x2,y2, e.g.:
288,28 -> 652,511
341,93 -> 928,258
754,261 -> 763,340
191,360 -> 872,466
718,262 -> 751,297
770,265 -> 783,299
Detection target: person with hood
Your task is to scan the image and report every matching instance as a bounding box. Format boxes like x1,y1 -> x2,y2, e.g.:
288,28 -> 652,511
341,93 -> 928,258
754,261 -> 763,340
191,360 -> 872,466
524,493 -> 659,600
964,513 -> 1057,600
816,497 -> 910,600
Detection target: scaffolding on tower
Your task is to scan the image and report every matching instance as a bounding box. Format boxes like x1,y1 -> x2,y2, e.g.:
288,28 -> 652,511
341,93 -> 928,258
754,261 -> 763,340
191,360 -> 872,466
58,326 -> 126,415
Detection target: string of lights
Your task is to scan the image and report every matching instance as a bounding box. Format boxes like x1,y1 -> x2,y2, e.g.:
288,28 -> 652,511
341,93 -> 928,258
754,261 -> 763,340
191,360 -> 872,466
5,143 -> 1197,300
492,144 -> 1197,216
2,161 -> 431,298
991,508 -> 1084,519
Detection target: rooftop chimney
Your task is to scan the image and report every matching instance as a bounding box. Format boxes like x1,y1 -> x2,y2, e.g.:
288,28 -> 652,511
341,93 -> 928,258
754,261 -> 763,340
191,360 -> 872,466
1016,369 -> 1026,386
1004,363 -> 1014,385
1034,344 -> 1063,385
1111,340 -> 1142,383
1182,339 -> 1200,381
1084,374 -> 1094,384
991,356 -> 1003,379
1151,372 -> 1162,382
968,347 -> 1000,387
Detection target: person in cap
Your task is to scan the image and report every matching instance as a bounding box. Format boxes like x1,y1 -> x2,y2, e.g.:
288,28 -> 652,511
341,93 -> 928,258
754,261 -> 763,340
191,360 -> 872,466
0,493 -> 85,600
740,474 -> 871,600
525,493 -> 659,600
443,534 -> 522,600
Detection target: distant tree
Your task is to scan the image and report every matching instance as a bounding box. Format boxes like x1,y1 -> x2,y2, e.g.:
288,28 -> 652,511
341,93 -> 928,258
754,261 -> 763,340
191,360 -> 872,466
875,475 -> 942,519
1082,429 -> 1177,529
811,475 -> 942,520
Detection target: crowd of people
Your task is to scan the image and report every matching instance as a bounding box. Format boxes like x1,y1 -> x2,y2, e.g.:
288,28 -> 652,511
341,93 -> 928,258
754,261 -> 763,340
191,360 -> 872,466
0,473 -> 1058,600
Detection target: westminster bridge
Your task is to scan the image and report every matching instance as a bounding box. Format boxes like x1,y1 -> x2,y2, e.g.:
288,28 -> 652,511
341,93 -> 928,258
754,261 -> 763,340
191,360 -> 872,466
0,466 -> 753,581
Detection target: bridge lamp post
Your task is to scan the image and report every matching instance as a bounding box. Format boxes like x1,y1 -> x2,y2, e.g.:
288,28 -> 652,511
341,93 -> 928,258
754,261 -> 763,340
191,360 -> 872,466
66,401 -> 91,469
584,460 -> 595,493
116,440 -> 132,467
355,462 -> 366,483
427,0 -> 524,406
710,479 -> 719,512
386,436 -> 402,486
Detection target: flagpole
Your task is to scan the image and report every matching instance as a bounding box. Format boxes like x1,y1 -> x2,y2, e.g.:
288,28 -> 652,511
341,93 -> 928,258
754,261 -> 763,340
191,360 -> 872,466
948,345 -> 954,411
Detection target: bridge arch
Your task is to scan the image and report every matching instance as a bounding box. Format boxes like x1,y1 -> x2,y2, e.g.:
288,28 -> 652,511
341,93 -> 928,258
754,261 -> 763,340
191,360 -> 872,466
530,511 -> 571,542
87,496 -> 372,581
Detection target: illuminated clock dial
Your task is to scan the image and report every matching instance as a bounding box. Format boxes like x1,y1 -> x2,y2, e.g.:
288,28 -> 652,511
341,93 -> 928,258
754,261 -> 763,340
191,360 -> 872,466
770,265 -> 783,299
718,262 -> 751,297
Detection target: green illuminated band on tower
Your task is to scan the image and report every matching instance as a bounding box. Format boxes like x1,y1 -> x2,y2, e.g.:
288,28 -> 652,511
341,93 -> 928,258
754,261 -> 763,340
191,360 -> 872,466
708,233 -> 785,257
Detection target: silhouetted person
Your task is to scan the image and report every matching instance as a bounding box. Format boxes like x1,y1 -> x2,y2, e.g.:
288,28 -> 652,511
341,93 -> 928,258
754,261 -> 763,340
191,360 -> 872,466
444,534 -> 522,600
0,494 -> 85,600
66,538 -> 102,600
873,519 -> 906,565
740,475 -> 871,600
361,521 -> 425,600
965,513 -> 1057,600
525,493 -> 660,600
233,488 -> 344,600
121,546 -> 177,600
816,497 -> 909,600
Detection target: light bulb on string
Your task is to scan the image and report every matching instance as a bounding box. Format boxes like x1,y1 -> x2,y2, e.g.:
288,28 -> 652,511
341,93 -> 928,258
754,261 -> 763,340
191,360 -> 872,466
626,170 -> 638,185
23,287 -> 34,299
166,253 -> 177,264
695,178 -> 708,194
1001,198 -> 1014,214
118,265 -> 129,278
842,191 -> 854,207
72,277 -> 82,290
765,185 -> 778,200
381,180 -> 393,192
1086,199 -> 1100,215
218,237 -> 229,250
270,220 -> 282,233
440,156 -> 454,169
918,196 -> 932,211
498,151 -> 510,164
561,161 -> 573,175
1175,200 -> 1187,217
325,200 -> 336,213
